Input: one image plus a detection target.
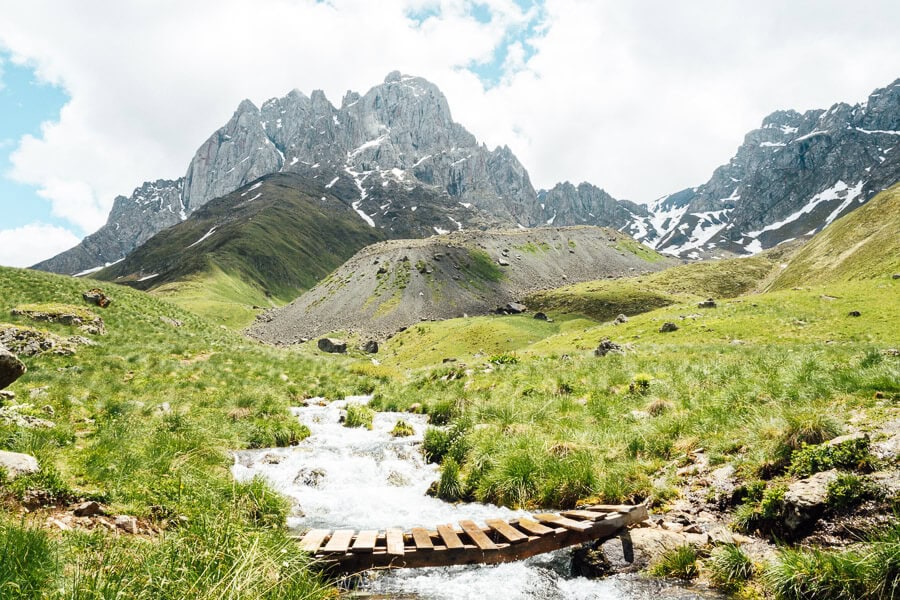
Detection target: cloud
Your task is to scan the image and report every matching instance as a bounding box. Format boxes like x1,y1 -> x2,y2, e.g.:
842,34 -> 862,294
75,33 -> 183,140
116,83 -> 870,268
0,223 -> 81,267
1,0 -> 899,243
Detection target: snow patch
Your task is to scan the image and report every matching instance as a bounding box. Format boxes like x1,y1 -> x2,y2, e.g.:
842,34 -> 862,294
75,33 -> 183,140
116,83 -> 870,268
241,182 -> 263,197
325,177 -> 340,189
137,273 -> 159,282
748,180 -> 863,236
433,227 -> 449,235
246,192 -> 262,203
188,227 -> 218,249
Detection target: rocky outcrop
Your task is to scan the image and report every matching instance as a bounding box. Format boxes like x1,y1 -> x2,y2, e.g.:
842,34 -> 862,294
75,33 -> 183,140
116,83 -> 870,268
33,179 -> 185,275
539,181 -> 648,229
783,469 -> 840,536
0,347 -> 26,389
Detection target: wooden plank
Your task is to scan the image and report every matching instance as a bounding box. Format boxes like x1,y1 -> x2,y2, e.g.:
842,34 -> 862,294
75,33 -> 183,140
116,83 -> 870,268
351,530 -> 378,553
534,513 -> 592,532
386,528 -> 405,556
561,510 -> 607,521
411,527 -> 434,551
485,519 -> 528,544
459,520 -> 498,551
583,504 -> 638,513
298,529 -> 330,553
516,518 -> 554,536
322,529 -> 355,554
437,524 -> 464,549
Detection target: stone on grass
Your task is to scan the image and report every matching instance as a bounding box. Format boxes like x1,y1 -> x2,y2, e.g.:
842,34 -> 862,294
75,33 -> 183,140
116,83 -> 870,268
659,322 -> 679,333
783,469 -> 839,536
0,347 -> 26,389
0,450 -> 40,479
317,338 -> 347,353
614,314 -> 628,324
82,289 -> 112,308
73,501 -> 106,517
594,339 -> 624,357
697,298 -> 717,309
362,340 -> 379,354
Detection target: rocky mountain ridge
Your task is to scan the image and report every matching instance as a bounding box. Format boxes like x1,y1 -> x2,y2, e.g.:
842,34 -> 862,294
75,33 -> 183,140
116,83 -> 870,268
34,74 -> 900,274
630,78 -> 900,258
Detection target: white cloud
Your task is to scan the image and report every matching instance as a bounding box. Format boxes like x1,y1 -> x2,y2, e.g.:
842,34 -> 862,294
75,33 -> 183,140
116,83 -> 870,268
0,224 -> 81,267
1,0 -> 899,242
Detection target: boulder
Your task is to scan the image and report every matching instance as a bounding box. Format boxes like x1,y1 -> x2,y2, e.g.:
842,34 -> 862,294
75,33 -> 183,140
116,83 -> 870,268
614,314 -> 628,324
317,338 -> 347,353
575,527 -> 694,575
0,450 -> 40,479
697,298 -> 717,309
533,312 -> 549,321
73,500 -> 106,517
497,258 -> 510,266
594,339 -> 624,357
82,289 -> 112,308
893,274 -> 900,280
659,322 -> 679,333
0,347 -> 26,389
847,310 -> 862,317
362,340 -> 379,354
114,515 -> 139,534
783,469 -> 839,536
506,302 -> 527,314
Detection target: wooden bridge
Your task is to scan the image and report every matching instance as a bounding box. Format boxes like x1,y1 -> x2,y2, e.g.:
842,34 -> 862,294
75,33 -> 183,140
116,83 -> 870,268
296,504 -> 648,573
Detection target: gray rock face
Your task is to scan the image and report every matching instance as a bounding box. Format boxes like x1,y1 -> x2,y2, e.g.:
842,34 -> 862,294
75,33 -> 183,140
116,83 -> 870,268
0,450 -> 40,479
634,78 -> 900,258
539,181 -> 648,229
783,469 -> 839,535
33,179 -> 185,275
37,72 -> 544,275
317,338 -> 347,354
0,347 -> 26,389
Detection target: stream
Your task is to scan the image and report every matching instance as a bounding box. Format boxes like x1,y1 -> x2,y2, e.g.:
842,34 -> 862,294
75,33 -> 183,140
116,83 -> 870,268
232,395 -> 722,599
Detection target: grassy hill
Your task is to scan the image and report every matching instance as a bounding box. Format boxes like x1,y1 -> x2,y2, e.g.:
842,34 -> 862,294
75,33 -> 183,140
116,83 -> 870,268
767,183 -> 900,290
0,266 -> 371,598
94,173 -> 386,327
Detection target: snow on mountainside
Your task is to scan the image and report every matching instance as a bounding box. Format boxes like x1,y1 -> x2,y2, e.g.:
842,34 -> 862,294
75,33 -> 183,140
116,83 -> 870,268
632,78 -> 900,258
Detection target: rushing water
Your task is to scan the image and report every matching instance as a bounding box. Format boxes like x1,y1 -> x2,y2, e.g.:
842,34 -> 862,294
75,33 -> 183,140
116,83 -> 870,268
232,395 -> 721,600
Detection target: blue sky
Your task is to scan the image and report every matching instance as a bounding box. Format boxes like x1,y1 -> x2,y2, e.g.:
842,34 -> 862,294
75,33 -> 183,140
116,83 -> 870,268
0,54 -> 72,232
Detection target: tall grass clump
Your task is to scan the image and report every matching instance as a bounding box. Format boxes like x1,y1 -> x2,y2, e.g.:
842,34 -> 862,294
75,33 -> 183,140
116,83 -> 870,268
708,544 -> 755,592
648,545 -> 700,580
344,403 -> 375,429
0,518 -> 56,599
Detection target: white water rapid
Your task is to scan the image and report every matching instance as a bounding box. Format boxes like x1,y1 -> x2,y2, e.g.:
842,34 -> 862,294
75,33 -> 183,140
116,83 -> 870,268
232,395 -> 722,599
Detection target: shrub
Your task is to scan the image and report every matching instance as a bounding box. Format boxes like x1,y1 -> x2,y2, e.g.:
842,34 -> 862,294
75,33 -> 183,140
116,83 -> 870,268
488,353 -> 519,365
708,544 -> 755,591
344,403 -> 374,429
390,420 -> 415,437
423,427 -> 451,463
826,473 -> 880,511
649,545 -> 700,580
629,373 -> 653,395
789,437 -> 876,478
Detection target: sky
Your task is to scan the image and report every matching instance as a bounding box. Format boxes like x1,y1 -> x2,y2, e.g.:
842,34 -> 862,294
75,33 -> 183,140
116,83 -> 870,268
1,0 -> 899,267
